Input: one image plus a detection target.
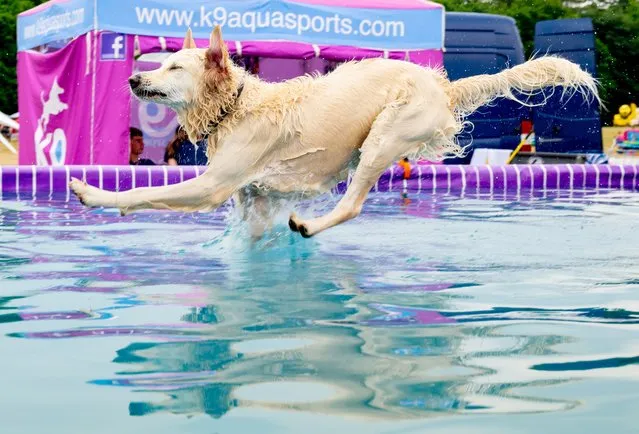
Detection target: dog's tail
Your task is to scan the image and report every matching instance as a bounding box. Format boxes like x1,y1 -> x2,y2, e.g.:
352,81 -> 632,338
446,56 -> 600,117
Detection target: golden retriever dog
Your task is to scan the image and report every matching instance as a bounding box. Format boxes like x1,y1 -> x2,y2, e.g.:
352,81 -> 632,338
70,26 -> 599,239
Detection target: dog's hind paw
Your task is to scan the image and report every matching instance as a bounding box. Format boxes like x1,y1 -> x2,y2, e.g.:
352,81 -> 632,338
288,216 -> 299,232
298,224 -> 311,238
288,213 -> 312,238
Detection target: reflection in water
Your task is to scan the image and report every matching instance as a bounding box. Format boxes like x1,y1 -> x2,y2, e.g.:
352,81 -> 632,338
2,191 -> 639,427
530,356 -> 639,372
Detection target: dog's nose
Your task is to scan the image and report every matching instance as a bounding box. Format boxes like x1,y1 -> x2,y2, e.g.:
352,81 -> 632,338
129,75 -> 142,90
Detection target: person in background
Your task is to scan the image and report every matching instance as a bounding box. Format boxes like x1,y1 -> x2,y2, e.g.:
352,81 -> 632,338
129,127 -> 155,166
164,126 -> 209,166
230,55 -> 260,76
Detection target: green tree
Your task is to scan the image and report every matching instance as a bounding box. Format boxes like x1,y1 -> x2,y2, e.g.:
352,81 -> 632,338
587,2 -> 639,118
0,1 -> 47,114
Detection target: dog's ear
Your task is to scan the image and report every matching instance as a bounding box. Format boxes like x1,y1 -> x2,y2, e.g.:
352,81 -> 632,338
205,25 -> 229,72
182,27 -> 196,50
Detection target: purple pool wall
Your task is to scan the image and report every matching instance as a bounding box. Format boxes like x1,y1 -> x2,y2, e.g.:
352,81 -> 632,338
1,164 -> 638,200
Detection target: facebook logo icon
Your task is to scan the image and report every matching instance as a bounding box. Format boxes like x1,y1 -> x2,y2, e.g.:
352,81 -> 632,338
100,33 -> 126,61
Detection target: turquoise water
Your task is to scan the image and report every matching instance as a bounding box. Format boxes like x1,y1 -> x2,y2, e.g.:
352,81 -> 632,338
1,190 -> 638,433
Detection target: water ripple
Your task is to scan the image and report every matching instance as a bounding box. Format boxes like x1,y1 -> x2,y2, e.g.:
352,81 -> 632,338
1,191 -> 639,431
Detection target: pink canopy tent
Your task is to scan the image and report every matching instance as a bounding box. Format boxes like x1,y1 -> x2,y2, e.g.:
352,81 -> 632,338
17,0 -> 446,165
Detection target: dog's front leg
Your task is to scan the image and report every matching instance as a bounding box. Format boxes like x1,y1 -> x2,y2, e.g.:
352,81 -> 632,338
71,128 -> 268,215
69,168 -> 239,215
234,188 -> 278,240
70,145 -> 265,215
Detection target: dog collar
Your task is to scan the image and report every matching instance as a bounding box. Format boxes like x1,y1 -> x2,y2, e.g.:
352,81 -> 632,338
204,82 -> 244,138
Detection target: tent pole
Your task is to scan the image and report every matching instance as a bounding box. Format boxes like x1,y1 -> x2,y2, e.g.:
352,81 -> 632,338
89,0 -> 98,165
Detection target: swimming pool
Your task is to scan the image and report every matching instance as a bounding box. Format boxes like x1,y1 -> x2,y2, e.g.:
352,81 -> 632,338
1,165 -> 638,434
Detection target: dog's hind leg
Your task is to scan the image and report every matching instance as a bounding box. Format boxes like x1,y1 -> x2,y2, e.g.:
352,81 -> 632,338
289,104 -> 423,238
288,162 -> 379,238
288,82 -> 459,239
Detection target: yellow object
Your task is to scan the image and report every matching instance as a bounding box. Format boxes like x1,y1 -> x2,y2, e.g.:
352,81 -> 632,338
506,141 -> 526,164
506,131 -> 534,164
613,103 -> 637,127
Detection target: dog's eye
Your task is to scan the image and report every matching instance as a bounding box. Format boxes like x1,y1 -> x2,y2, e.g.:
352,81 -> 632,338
169,65 -> 182,71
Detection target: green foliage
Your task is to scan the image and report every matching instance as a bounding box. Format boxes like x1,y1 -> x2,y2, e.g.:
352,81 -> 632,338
589,3 -> 639,118
0,1 -> 47,115
0,0 -> 637,124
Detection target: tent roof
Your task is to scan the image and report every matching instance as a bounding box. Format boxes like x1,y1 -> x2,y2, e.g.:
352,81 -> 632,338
19,0 -> 443,16
283,0 -> 443,9
18,0 -> 445,52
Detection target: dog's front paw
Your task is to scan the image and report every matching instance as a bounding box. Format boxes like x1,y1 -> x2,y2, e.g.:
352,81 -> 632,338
69,177 -> 103,208
69,177 -> 90,205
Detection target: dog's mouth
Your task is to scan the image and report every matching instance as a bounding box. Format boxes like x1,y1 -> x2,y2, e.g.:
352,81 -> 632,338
135,88 -> 168,100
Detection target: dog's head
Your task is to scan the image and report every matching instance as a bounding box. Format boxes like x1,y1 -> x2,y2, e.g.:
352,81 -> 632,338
128,26 -> 232,109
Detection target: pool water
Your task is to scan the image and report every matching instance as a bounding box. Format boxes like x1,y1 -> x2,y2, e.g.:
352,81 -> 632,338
1,190 -> 638,433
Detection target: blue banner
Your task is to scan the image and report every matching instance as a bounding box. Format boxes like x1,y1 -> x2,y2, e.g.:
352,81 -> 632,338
17,0 -> 94,51
98,0 -> 444,50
